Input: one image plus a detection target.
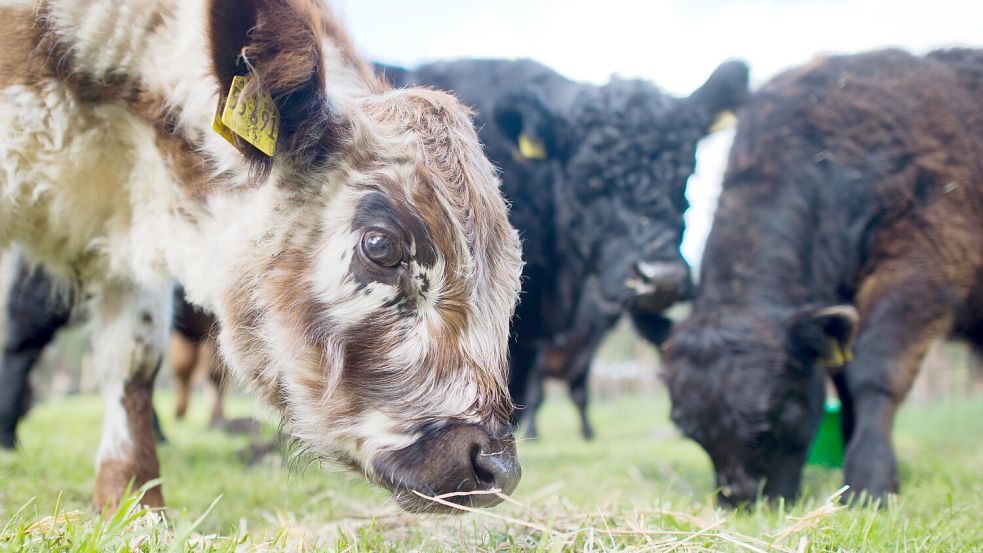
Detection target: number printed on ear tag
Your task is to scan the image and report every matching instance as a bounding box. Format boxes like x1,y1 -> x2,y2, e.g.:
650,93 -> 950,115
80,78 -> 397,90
220,75 -> 280,157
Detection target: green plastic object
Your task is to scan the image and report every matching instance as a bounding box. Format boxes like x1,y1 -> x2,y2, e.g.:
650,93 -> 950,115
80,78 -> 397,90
807,398 -> 845,468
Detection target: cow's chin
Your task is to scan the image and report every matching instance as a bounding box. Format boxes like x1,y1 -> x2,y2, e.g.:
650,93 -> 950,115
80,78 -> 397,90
317,452 -> 445,513
327,454 -> 464,514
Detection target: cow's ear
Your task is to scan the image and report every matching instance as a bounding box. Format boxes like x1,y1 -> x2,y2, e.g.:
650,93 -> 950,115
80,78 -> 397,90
788,305 -> 859,370
492,89 -> 561,161
208,0 -> 331,164
688,60 -> 750,134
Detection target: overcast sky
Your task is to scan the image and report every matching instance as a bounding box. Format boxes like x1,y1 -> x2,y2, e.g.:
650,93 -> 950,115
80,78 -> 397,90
331,0 -> 981,266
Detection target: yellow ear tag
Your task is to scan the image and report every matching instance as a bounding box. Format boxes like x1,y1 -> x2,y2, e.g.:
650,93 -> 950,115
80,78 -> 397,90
819,340 -> 852,368
518,133 -> 547,160
212,101 -> 237,146
215,75 -> 280,157
708,110 -> 737,134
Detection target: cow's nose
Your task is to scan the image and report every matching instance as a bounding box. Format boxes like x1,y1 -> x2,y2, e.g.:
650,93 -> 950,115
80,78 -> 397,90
634,260 -> 688,287
380,423 -> 521,513
470,437 -> 522,505
716,471 -> 760,509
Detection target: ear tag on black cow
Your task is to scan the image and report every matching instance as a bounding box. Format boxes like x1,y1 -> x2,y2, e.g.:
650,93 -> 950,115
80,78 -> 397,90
819,339 -> 853,369
708,110 -> 737,134
213,75 -> 280,157
518,133 -> 547,160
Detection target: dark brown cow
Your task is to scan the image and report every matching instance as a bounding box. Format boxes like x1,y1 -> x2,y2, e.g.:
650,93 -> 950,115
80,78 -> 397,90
649,49 -> 983,506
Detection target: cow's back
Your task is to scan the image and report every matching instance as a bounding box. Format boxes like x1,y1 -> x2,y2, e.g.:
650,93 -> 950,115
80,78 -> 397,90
710,49 -> 983,312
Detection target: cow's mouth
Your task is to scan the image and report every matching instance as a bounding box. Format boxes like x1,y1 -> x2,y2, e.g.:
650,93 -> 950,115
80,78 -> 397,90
626,282 -> 685,313
623,260 -> 692,311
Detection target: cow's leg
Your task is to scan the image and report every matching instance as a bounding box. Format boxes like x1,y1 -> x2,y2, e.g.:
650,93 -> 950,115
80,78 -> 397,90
507,343 -> 535,431
0,268 -> 71,449
523,365 -> 546,440
569,371 -> 594,440
830,371 -> 855,444
90,282 -> 172,511
0,352 -> 33,449
206,340 -> 227,429
170,332 -> 198,420
150,409 -> 166,444
843,276 -> 956,504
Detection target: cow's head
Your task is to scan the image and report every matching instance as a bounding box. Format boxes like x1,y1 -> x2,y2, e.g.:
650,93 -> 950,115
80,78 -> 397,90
492,61 -> 749,319
662,305 -> 857,506
204,0 -> 523,512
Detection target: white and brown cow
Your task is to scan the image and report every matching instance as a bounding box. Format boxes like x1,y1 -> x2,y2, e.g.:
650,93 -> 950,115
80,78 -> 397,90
0,0 -> 523,513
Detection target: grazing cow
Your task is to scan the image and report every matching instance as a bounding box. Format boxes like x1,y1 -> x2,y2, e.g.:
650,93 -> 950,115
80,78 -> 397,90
0,0 -> 523,513
654,49 -> 983,506
382,59 -> 749,438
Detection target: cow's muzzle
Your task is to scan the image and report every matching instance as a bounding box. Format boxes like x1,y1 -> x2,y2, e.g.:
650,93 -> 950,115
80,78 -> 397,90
626,260 -> 691,310
374,423 -> 521,513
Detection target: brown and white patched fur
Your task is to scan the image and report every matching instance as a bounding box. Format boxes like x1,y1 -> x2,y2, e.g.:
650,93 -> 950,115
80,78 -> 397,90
0,0 -> 523,512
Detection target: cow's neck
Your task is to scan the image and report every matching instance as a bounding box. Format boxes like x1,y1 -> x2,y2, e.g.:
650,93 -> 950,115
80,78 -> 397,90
696,177 -> 862,313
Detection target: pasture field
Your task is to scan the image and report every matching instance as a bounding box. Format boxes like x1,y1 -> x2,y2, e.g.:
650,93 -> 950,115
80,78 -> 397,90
1,389 -> 981,552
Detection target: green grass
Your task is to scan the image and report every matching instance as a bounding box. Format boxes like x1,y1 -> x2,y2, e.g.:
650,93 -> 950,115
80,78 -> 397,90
1,389 -> 982,551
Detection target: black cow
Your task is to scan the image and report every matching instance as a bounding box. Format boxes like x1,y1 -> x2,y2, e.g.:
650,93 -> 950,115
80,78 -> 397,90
382,59 -> 749,438
0,263 -> 71,448
652,49 -> 983,506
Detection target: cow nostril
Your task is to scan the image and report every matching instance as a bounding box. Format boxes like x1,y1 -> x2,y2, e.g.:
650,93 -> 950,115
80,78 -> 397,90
470,444 -> 495,486
470,445 -> 522,499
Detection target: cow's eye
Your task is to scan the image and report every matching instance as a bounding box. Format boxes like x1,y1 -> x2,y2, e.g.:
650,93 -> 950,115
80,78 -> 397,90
362,230 -> 403,267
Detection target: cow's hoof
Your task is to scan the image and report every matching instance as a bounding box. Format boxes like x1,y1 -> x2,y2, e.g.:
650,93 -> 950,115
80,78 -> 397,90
843,435 -> 898,507
0,430 -> 16,450
239,439 -> 279,465
93,483 -> 164,514
842,484 -> 895,508
219,417 -> 263,436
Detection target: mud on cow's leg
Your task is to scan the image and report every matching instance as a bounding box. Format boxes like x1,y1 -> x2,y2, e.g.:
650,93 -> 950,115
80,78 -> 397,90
843,272 -> 959,505
90,281 -> 172,511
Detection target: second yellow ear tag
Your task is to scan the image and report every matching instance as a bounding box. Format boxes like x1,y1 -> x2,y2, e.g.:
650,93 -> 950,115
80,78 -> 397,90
518,133 -> 547,160
708,110 -> 737,134
216,75 -> 280,157
819,340 -> 853,369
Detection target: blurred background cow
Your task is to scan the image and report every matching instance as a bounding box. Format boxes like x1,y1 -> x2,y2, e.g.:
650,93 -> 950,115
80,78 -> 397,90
382,58 -> 748,439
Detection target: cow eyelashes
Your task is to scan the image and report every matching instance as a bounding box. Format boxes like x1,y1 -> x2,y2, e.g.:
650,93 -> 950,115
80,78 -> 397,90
361,229 -> 404,268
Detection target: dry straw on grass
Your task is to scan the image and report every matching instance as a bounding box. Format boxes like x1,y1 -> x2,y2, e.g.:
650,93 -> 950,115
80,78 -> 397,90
7,485 -> 850,551
304,483 -> 851,552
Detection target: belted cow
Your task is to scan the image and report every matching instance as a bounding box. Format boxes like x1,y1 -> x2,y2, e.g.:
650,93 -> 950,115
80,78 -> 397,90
382,59 -> 749,438
0,0 -> 523,513
656,49 -> 983,506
